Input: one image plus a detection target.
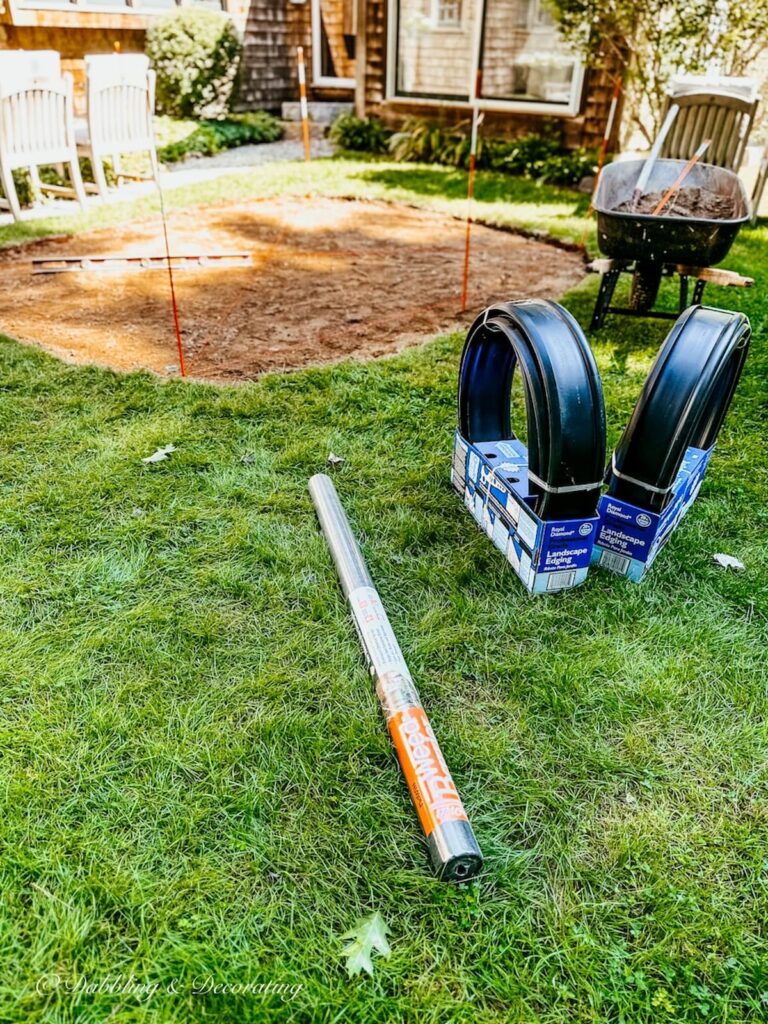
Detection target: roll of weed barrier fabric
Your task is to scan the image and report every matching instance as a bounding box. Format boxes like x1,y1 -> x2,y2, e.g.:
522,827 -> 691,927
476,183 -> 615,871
458,299 -> 606,520
606,305 -> 751,513
309,473 -> 483,882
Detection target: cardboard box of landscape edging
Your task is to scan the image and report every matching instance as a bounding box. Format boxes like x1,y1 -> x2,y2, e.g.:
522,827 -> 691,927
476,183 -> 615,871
592,445 -> 714,582
452,432 -> 599,595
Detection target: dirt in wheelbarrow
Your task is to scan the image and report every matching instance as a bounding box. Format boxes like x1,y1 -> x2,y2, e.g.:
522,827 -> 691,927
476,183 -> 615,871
614,186 -> 737,219
0,197 -> 586,381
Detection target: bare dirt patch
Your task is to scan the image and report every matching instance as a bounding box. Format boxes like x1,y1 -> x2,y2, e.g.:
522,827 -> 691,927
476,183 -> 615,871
0,197 -> 585,381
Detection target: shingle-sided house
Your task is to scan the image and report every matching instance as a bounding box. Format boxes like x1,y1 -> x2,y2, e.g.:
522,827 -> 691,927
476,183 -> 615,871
239,0 -> 625,148
0,0 -> 622,149
0,0 -> 250,106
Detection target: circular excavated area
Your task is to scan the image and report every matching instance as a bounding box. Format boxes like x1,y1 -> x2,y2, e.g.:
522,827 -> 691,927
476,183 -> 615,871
0,197 -> 585,381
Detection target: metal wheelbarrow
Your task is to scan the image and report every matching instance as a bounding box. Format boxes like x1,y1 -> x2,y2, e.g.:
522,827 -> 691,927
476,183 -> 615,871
589,158 -> 752,329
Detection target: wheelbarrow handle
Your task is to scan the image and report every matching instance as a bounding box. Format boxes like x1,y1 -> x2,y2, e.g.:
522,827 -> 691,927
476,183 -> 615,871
651,139 -> 712,215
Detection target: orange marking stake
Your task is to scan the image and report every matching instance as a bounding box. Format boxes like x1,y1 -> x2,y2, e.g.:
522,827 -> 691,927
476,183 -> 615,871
460,70 -> 483,313
160,204 -> 187,378
581,74 -> 622,246
297,46 -> 311,163
589,75 -> 621,211
149,116 -> 187,377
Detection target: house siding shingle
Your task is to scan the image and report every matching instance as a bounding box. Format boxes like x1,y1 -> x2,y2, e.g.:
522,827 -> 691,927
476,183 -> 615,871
239,0 -> 355,111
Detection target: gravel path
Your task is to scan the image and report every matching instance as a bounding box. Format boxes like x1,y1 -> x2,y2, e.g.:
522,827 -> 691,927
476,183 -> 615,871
0,138 -> 336,226
170,138 -> 334,171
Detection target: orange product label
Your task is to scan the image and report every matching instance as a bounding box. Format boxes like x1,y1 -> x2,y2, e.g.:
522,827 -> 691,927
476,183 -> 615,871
388,706 -> 468,837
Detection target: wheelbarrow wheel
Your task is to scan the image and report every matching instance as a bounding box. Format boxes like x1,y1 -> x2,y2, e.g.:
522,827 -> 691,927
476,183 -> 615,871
629,262 -> 663,312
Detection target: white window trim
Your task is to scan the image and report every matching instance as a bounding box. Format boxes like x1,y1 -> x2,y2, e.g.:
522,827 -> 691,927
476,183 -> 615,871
431,0 -> 463,30
386,0 -> 585,117
528,0 -> 554,28
311,0 -> 356,89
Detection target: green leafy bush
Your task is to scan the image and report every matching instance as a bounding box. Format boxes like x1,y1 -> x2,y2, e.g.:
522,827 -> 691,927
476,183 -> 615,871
330,114 -> 391,154
485,132 -> 561,174
156,112 -> 282,164
8,170 -> 36,208
388,117 -> 597,186
485,132 -> 597,184
526,147 -> 597,185
146,9 -> 242,119
2,159 -> 118,209
39,158 -> 118,191
389,117 -> 472,166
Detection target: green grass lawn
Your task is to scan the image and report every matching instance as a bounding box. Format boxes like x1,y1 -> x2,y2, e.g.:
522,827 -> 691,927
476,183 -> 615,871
0,158 -> 766,1023
0,155 -> 590,250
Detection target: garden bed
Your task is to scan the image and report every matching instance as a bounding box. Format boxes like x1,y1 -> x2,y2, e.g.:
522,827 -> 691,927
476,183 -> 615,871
0,197 -> 585,381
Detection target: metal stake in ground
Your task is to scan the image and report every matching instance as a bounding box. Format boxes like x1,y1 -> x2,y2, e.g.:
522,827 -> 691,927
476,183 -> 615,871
593,76 -> 622,205
148,114 -> 188,378
156,181 -> 187,377
460,71 -> 483,313
297,47 -> 311,164
581,74 -> 622,245
308,473 -> 483,882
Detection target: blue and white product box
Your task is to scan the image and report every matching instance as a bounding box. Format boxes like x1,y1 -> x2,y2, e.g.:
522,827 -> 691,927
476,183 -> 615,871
592,445 -> 714,582
452,432 -> 599,595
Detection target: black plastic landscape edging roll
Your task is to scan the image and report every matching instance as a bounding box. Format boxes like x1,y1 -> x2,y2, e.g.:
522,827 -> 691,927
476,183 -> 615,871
458,299 -> 606,520
606,305 -> 751,513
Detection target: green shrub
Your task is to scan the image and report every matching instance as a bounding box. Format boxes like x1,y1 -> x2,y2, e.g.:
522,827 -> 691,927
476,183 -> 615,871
155,112 -> 282,164
146,9 -> 242,119
389,117 -> 472,166
39,158 -> 118,191
8,170 -> 36,208
387,117 -> 597,186
485,131 -> 596,184
529,147 -> 597,185
330,114 -> 391,154
1,159 -> 118,209
485,131 -> 562,174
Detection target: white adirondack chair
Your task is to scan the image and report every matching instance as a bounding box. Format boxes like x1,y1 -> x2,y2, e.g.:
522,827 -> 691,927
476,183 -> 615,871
0,71 -> 86,222
0,51 -> 63,193
0,50 -> 61,84
78,54 -> 159,199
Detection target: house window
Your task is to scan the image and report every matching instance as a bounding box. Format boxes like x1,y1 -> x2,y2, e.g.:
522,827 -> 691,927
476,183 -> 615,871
390,0 -> 584,114
311,0 -> 357,86
435,0 -> 462,28
479,0 -> 580,106
394,0 -> 475,99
